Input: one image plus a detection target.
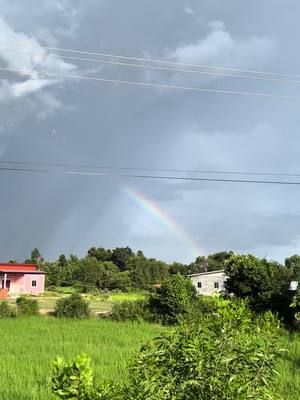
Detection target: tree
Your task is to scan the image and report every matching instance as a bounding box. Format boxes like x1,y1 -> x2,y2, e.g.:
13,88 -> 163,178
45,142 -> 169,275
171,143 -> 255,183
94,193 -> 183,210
72,258 -> 119,291
87,247 -> 112,262
207,251 -> 234,271
225,254 -> 293,320
169,262 -> 187,275
285,254 -> 300,279
111,247 -> 134,271
149,274 -> 197,324
25,248 -> 44,266
188,256 -> 208,274
127,254 -> 169,289
58,254 -> 68,268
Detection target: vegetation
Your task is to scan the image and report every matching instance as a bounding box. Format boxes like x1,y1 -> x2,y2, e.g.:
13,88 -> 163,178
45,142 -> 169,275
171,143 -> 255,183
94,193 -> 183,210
0,317 -> 164,400
0,300 -> 16,317
55,293 -> 91,319
224,254 -> 295,323
16,296 -> 39,316
51,299 -> 281,400
148,274 -> 197,324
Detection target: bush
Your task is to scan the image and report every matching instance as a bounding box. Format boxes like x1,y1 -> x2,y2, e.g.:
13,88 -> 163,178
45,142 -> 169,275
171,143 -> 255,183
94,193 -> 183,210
148,274 -> 197,324
0,301 -> 17,318
111,300 -> 151,322
55,293 -> 90,319
16,296 -> 39,316
51,299 -> 281,400
128,299 -> 281,400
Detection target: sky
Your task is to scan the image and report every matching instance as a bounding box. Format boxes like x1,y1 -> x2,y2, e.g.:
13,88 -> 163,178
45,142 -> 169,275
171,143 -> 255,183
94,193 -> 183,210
0,0 -> 300,264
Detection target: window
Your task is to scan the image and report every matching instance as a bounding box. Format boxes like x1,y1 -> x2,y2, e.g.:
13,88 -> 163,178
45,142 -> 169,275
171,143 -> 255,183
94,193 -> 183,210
197,282 -> 202,288
32,280 -> 37,287
214,282 -> 219,289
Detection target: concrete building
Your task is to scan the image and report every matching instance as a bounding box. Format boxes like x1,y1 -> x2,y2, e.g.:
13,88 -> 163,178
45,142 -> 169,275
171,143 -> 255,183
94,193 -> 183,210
0,263 -> 45,297
188,270 -> 227,296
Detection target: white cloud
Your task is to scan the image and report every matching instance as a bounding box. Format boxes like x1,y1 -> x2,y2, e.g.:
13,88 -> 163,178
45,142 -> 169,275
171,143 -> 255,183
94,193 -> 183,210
168,21 -> 276,69
184,6 -> 195,16
0,15 -> 76,130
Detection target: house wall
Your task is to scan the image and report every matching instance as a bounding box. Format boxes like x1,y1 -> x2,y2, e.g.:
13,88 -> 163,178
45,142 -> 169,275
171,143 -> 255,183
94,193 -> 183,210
189,271 -> 227,296
23,274 -> 45,294
0,273 -> 45,294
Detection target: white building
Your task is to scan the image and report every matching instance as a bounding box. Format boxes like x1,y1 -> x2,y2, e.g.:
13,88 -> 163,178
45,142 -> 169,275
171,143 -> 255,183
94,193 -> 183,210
188,270 -> 228,296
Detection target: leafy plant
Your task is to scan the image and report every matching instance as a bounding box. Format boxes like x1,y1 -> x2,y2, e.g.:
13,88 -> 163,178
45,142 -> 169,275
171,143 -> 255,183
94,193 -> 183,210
0,301 -> 17,318
52,299 -> 281,400
111,300 -> 151,322
148,274 -> 197,324
16,296 -> 39,316
128,299 -> 281,400
55,293 -> 90,319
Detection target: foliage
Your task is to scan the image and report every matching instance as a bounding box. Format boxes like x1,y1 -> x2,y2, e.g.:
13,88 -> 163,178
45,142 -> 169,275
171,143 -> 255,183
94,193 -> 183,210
51,299 -> 281,400
72,258 -> 119,292
111,247 -> 134,271
188,251 -> 233,274
52,353 -> 96,399
0,301 -> 16,318
225,254 -> 294,321
25,248 -> 44,266
127,255 -> 169,289
87,247 -> 112,262
127,299 -> 281,400
0,317 -> 163,400
55,293 -> 91,319
111,300 -> 151,322
148,274 -> 197,324
16,296 -> 39,316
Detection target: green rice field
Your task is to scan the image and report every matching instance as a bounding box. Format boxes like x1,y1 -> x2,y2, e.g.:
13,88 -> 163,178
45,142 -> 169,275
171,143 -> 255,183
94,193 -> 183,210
7,290 -> 146,315
0,316 -> 300,399
0,317 -> 164,400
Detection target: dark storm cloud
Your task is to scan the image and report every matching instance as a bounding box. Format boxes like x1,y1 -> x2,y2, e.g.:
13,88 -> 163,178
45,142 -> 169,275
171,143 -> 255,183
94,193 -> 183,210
0,1 -> 300,263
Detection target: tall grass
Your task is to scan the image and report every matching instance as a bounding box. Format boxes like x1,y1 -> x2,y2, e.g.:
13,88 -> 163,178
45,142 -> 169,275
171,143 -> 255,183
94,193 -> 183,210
276,331 -> 300,399
0,317 -> 164,400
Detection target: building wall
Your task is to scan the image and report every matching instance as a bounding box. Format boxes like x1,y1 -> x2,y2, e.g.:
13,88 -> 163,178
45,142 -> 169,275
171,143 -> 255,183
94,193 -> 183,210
189,271 -> 227,296
23,274 -> 45,294
1,273 -> 45,294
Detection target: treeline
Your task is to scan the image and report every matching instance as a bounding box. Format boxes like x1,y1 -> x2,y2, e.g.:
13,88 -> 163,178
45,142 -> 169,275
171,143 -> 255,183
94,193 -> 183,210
19,248 -> 300,301
21,247 -> 234,291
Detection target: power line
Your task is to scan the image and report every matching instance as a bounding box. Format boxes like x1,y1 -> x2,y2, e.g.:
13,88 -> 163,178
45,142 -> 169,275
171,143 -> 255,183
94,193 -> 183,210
2,159 -> 300,179
1,40 -> 299,80
1,165 -> 300,186
1,47 -> 300,85
1,66 -> 300,101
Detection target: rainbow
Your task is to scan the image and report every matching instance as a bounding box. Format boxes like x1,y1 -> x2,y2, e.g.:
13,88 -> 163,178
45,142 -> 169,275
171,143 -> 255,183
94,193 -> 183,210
124,186 -> 201,258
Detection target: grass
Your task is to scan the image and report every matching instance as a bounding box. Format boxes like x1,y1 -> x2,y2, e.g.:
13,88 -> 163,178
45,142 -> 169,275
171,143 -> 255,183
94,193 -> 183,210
7,289 -> 147,315
0,317 -> 165,400
276,331 -> 300,399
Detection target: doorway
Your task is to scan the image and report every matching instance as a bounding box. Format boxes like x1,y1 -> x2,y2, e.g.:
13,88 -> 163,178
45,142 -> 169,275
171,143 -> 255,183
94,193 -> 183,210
1,280 -> 10,290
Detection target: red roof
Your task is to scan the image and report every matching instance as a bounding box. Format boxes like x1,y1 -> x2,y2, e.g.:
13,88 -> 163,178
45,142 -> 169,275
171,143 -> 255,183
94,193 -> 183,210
0,263 -> 37,272
0,270 -> 45,274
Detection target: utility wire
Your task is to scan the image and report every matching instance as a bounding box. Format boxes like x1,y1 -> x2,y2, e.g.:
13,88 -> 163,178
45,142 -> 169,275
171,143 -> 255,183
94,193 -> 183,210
2,159 -> 300,179
1,47 -> 300,85
1,66 -> 300,101
0,40 -> 299,80
1,165 -> 300,186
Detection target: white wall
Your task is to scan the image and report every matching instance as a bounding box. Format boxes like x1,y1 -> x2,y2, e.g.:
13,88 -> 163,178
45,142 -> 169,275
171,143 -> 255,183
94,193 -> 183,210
190,271 -> 227,296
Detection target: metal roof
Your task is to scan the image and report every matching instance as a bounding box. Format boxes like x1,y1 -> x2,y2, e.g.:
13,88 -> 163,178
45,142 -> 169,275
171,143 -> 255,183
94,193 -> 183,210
188,269 -> 225,277
0,270 -> 45,274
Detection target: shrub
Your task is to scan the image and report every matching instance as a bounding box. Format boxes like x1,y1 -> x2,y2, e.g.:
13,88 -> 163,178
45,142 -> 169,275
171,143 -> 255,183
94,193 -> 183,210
55,293 -> 90,319
111,300 -> 151,322
128,299 -> 281,400
16,296 -> 39,316
51,299 -> 281,400
148,274 -> 197,324
0,301 -> 17,318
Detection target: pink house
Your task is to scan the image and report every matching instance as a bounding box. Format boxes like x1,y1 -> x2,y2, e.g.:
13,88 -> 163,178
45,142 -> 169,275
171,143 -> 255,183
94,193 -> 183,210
0,263 -> 45,296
